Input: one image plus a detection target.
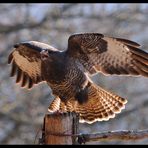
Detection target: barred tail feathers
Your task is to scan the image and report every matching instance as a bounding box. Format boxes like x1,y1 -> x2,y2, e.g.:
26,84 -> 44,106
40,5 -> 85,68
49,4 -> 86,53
48,83 -> 127,124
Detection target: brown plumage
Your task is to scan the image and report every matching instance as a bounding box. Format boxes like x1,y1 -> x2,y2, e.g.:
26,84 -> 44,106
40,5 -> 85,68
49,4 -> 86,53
8,33 -> 148,123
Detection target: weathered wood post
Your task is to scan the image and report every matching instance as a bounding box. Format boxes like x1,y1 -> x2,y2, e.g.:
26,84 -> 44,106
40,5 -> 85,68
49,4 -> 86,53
39,112 -> 79,145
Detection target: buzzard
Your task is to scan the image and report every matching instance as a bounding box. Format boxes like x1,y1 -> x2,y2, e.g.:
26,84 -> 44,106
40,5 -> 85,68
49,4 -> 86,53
8,33 -> 148,124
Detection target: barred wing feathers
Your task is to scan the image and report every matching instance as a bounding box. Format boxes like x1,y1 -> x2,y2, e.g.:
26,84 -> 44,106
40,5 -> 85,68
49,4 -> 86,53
68,33 -> 148,76
8,41 -> 57,89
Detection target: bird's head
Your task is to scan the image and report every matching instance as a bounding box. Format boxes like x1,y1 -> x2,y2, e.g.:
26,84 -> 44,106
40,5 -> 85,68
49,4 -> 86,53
40,49 -> 50,61
40,47 -> 59,62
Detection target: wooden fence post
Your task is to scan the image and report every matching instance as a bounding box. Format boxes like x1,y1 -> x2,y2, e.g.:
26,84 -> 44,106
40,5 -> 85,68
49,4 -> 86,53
39,112 -> 79,145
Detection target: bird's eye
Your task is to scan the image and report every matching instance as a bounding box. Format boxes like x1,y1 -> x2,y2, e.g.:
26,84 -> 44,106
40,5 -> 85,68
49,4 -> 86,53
44,49 -> 48,52
44,49 -> 51,54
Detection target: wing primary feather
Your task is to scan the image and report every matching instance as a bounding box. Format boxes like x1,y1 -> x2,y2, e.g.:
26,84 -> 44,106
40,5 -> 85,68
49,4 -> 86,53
133,60 -> 148,73
10,61 -> 17,77
115,38 -> 141,47
128,45 -> 148,60
28,77 -> 33,89
132,54 -> 148,65
8,52 -> 13,64
16,68 -> 22,83
21,73 -> 28,87
133,66 -> 148,77
127,67 -> 139,75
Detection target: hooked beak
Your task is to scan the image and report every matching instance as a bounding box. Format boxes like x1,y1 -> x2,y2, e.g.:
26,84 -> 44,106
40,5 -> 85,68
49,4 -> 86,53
40,49 -> 49,61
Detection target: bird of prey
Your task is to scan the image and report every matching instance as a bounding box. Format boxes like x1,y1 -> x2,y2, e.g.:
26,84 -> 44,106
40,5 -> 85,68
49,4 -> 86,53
8,33 -> 148,124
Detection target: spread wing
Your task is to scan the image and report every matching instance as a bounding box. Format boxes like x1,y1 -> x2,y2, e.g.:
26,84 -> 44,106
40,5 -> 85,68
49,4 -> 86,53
67,33 -> 148,77
8,41 -> 57,89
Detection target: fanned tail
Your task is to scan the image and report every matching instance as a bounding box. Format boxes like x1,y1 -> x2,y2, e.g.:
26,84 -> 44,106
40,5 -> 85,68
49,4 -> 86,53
48,83 -> 127,124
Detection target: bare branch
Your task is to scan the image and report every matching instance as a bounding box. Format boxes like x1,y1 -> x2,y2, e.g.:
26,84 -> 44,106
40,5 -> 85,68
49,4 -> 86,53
77,129 -> 148,144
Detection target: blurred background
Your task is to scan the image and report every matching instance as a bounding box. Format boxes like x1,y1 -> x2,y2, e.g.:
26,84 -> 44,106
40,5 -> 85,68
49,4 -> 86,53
0,3 -> 148,144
